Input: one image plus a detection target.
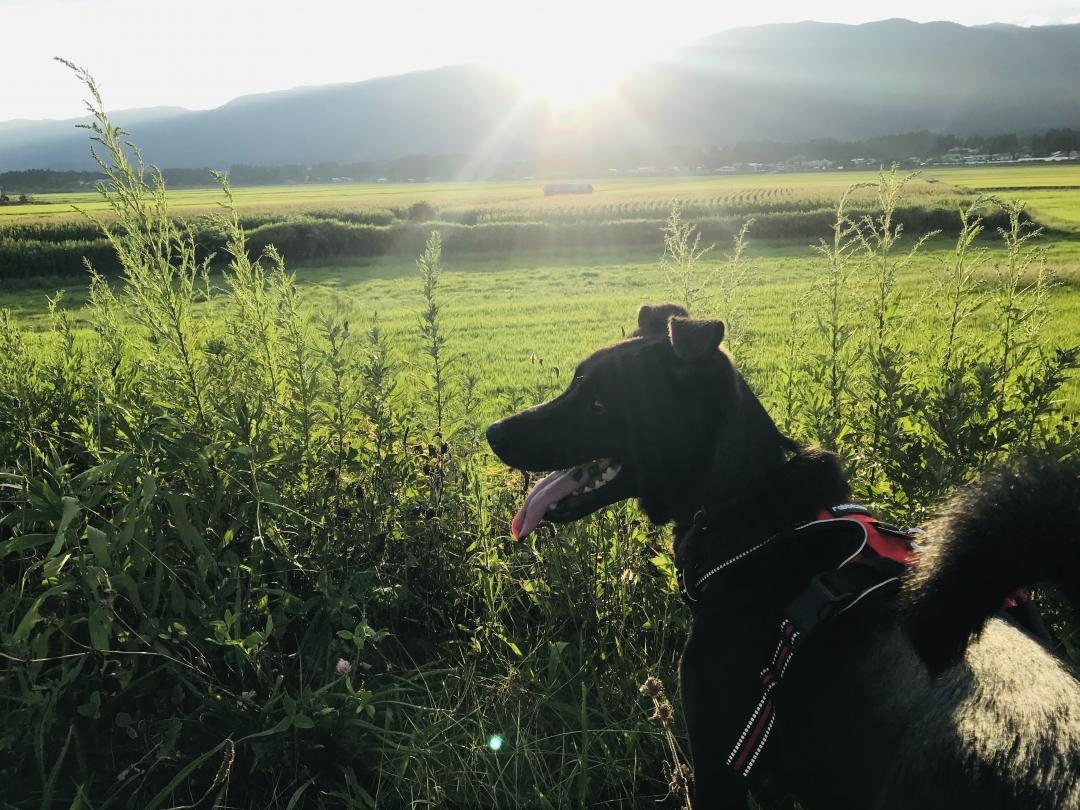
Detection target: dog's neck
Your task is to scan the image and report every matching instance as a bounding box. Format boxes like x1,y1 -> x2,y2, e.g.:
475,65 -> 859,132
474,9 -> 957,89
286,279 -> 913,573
671,377 -> 851,564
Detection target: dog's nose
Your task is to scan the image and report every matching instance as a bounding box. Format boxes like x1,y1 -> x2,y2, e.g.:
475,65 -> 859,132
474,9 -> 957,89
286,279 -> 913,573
486,421 -> 507,453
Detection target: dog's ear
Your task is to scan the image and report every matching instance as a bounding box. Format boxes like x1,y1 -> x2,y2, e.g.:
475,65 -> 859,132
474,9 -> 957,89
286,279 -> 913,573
668,316 -> 725,362
636,303 -> 689,337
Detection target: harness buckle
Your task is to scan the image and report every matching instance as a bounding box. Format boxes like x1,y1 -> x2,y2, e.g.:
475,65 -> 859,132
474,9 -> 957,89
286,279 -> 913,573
786,571 -> 849,631
787,558 -> 907,634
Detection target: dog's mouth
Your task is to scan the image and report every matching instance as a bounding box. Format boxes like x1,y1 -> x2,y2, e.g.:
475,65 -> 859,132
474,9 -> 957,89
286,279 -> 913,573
512,458 -> 632,539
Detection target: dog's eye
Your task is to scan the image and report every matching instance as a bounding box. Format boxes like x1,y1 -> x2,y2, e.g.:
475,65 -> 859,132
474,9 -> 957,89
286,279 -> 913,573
591,399 -> 606,414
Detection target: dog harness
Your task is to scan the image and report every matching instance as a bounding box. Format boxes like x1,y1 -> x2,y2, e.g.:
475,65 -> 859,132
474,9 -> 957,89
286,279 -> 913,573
677,502 -> 1037,781
677,502 -> 916,609
678,503 -> 920,779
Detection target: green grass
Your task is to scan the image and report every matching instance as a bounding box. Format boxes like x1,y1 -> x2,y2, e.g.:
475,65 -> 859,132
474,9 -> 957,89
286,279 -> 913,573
930,164 -> 1080,189
930,165 -> 1080,229
9,237 -> 1080,419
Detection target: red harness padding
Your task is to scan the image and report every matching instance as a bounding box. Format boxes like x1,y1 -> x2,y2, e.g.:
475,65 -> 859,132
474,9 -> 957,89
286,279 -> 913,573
816,508 -> 1031,606
816,508 -> 915,564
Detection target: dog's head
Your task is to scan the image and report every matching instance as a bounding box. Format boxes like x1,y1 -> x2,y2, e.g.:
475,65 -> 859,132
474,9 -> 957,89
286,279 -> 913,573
486,303 -> 751,538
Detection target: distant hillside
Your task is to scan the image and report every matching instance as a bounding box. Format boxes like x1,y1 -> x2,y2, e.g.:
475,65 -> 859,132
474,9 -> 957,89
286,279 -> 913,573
2,19 -> 1078,172
0,107 -> 189,155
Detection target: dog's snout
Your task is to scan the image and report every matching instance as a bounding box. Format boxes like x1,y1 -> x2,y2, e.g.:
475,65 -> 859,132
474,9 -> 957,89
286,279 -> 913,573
486,421 -> 507,453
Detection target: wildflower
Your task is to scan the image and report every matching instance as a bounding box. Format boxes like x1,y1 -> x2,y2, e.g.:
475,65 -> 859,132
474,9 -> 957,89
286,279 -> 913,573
649,701 -> 674,727
336,658 -> 352,675
639,676 -> 664,698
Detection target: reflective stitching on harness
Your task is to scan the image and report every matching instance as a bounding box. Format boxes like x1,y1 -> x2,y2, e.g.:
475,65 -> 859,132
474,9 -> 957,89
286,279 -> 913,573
743,711 -> 777,776
733,700 -> 775,772
726,684 -> 776,766
778,637 -> 800,678
693,516 -> 870,593
769,633 -> 787,665
692,533 -> 782,589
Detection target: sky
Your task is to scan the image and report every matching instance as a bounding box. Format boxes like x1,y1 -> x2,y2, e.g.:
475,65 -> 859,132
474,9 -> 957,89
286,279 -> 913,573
3,0 -> 1080,122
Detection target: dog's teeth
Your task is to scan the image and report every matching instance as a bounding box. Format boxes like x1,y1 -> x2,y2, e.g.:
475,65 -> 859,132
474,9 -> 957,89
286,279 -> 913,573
602,467 -> 617,482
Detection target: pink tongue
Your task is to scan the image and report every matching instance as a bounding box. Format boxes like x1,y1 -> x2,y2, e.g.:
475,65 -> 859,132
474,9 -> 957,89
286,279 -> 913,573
511,466 -> 588,540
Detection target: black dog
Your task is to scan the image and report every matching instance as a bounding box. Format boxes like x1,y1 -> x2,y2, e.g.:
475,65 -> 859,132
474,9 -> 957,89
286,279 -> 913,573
486,303 -> 1080,810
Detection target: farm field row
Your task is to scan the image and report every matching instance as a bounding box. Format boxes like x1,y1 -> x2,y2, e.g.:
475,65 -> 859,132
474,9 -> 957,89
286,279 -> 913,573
4,164 -> 1080,228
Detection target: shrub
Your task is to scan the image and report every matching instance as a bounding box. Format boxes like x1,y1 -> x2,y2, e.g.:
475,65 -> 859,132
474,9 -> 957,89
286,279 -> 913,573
406,200 -> 437,222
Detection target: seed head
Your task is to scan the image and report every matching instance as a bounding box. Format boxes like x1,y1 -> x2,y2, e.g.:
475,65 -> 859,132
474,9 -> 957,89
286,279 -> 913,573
649,701 -> 674,727
668,762 -> 692,798
639,676 -> 664,699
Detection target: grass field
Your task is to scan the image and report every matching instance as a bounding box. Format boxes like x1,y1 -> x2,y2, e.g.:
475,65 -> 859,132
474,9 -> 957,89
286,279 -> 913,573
5,163 -> 1080,229
5,164 -> 1080,414
8,237 -> 1080,418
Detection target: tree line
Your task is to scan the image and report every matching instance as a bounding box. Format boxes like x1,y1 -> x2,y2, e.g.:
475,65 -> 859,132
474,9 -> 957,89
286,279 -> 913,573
2,127 -> 1078,193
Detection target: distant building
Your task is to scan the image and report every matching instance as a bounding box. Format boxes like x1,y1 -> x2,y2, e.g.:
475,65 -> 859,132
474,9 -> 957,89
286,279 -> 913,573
543,183 -> 593,196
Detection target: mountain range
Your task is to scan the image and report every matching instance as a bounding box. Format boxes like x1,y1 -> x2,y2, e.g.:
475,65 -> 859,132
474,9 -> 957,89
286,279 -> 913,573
2,18 -> 1078,172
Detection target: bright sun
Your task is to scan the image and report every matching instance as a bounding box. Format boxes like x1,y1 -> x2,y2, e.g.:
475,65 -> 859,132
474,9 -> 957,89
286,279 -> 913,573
507,50 -> 630,106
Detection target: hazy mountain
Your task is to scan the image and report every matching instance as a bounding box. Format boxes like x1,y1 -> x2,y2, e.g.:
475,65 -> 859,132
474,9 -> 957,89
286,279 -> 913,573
0,107 -> 189,154
2,19 -> 1078,171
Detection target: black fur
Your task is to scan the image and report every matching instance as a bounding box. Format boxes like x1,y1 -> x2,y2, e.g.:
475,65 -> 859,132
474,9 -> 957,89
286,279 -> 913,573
905,452 -> 1080,674
487,305 -> 1080,809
